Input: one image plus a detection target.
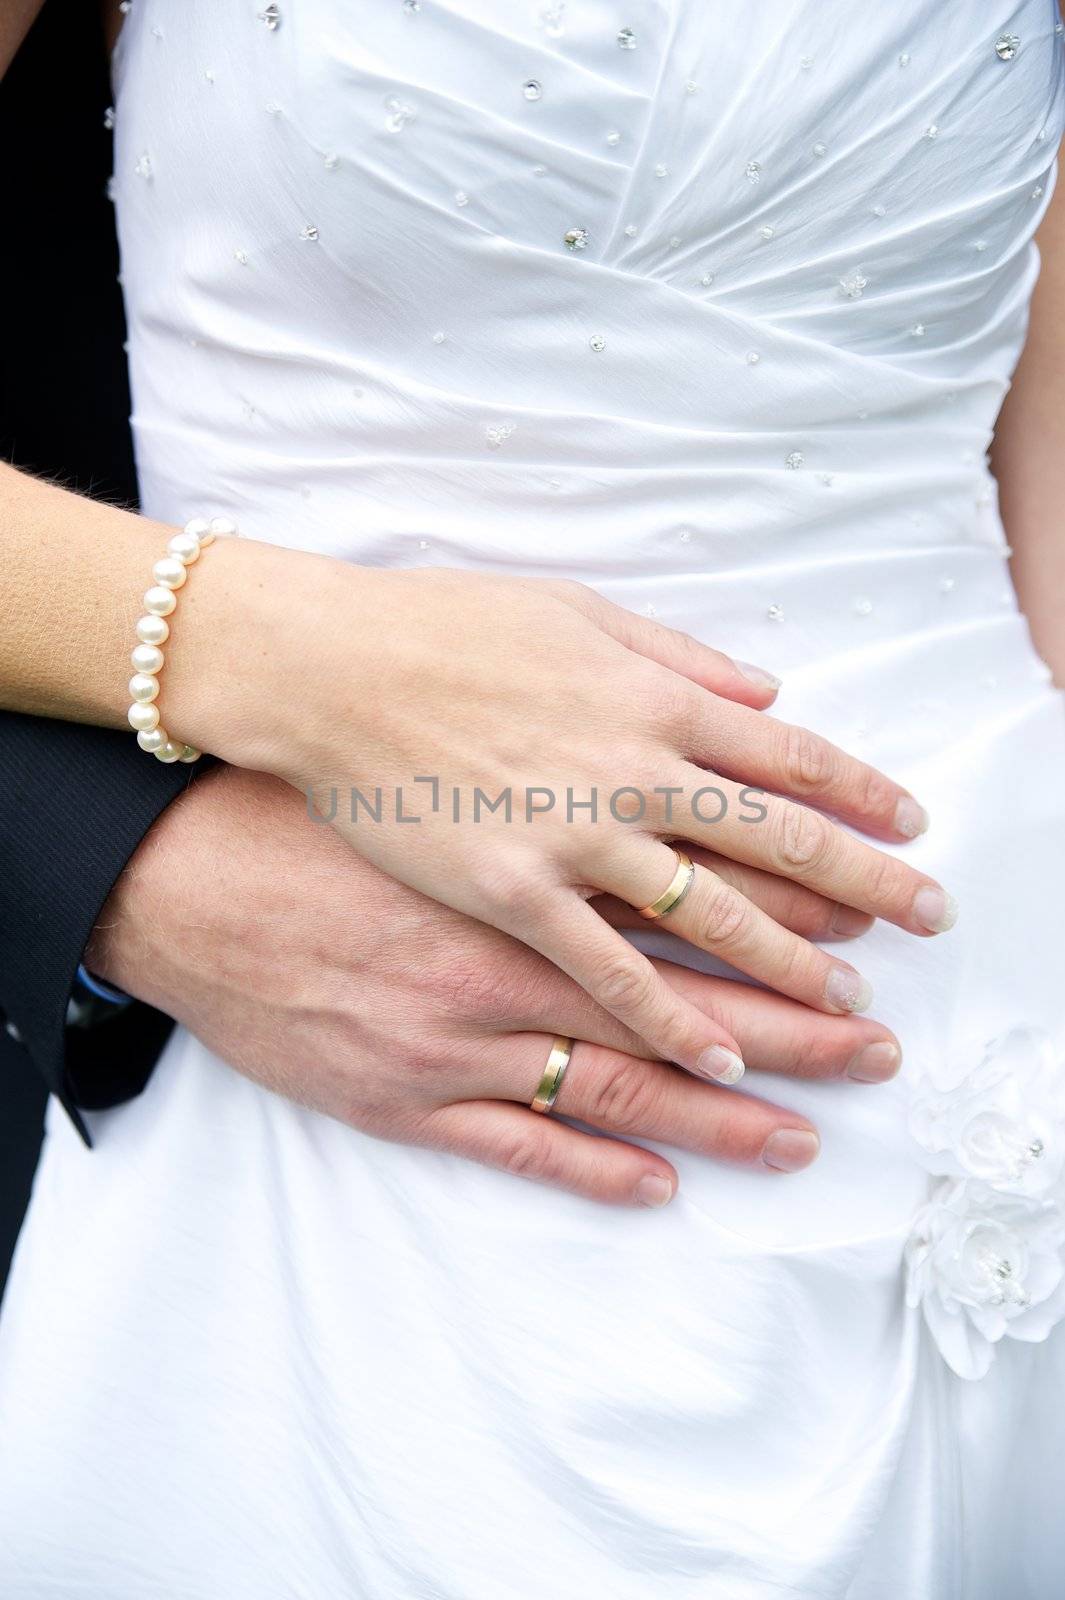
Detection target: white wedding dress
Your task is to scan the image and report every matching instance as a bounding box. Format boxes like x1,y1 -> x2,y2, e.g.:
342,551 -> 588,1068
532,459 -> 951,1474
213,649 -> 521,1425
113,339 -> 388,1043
3,2 -> 1065,1595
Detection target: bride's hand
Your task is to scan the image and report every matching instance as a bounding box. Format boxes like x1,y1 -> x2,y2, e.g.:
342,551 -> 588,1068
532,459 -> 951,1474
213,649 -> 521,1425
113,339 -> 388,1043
177,549 -> 955,1085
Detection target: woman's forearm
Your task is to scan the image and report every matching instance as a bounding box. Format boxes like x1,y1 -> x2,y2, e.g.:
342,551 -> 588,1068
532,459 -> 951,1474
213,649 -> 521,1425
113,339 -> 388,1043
991,165 -> 1065,687
0,460 -> 333,761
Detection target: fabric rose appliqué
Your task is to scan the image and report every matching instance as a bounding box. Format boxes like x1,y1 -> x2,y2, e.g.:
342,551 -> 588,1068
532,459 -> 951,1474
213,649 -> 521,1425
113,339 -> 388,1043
905,1027 -> 1065,1379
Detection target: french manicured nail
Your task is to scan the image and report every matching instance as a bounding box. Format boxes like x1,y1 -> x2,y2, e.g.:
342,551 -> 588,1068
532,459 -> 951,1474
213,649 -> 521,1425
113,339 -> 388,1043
830,902 -> 874,937
913,886 -> 959,933
846,1041 -> 902,1083
762,1129 -> 821,1173
635,1174 -> 675,1208
824,966 -> 874,1013
735,660 -> 782,692
695,1046 -> 745,1085
894,797 -> 930,838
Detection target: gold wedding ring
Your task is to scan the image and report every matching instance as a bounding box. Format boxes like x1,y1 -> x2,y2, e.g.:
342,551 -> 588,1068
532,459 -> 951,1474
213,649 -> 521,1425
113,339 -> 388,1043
531,1036 -> 574,1114
638,847 -> 696,921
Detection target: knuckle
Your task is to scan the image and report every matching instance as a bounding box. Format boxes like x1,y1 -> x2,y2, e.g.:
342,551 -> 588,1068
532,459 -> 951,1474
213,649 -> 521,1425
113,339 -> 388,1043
851,762 -> 897,820
592,950 -> 656,1016
430,958 -> 508,1023
774,803 -> 834,877
498,1126 -> 555,1182
585,1055 -> 658,1134
640,669 -> 700,741
862,848 -> 905,908
780,725 -> 836,794
694,877 -> 752,947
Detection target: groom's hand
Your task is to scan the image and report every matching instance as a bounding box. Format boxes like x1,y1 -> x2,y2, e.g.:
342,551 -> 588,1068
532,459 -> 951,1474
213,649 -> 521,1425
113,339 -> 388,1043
85,765 -> 901,1206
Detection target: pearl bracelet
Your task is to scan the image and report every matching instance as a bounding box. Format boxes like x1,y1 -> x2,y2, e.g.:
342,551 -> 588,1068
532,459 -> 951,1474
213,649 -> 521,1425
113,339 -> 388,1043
127,515 -> 237,763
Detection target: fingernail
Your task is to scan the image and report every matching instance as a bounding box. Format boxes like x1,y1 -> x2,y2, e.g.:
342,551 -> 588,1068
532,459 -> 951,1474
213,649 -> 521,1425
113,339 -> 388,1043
824,966 -> 874,1013
846,1041 -> 901,1083
913,886 -> 959,933
695,1046 -> 745,1085
735,660 -> 782,692
894,797 -> 930,838
830,902 -> 874,937
762,1129 -> 821,1173
635,1174 -> 675,1208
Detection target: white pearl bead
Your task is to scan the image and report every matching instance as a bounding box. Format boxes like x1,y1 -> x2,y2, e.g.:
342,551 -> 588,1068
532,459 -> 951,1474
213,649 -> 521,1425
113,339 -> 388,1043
144,585 -> 177,616
131,642 -> 165,674
178,745 -> 202,763
183,516 -> 210,543
207,514 -> 237,539
128,701 -> 160,732
135,614 -> 169,645
154,740 -> 183,763
153,556 -> 188,589
167,531 -> 201,564
137,726 -> 168,752
129,672 -> 160,703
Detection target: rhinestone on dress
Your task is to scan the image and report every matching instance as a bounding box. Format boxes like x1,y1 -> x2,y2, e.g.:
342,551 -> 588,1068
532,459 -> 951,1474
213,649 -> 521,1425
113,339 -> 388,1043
589,334 -> 606,352
745,159 -> 762,183
872,203 -> 887,217
898,52 -> 911,66
455,190 -> 469,207
299,223 -> 319,240
539,4 -> 565,35
839,269 -> 868,298
812,141 -> 827,158
924,124 -> 939,139
668,235 -> 682,248
700,272 -> 715,286
564,227 -> 589,250
403,0 -> 421,11
104,107 -> 115,130
910,322 -> 926,337
431,331 -> 446,344
853,597 -> 874,616
684,80 -> 699,95
616,27 -> 636,50
606,130 -> 621,146
784,451 -> 804,469
1032,185 -> 1045,199
995,34 -> 1020,61
385,95 -> 416,132
758,225 -> 775,240
134,152 -> 152,180
623,223 -> 638,237
257,4 -> 280,30
523,80 -> 543,101
799,55 -> 814,70
324,153 -> 339,169
486,422 -> 516,449
654,163 -> 669,178
746,350 -> 761,365
234,249 -> 249,265
767,603 -> 785,621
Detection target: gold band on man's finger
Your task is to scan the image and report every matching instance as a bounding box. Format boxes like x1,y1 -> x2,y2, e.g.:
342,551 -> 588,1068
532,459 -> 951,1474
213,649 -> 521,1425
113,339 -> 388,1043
530,1036 -> 574,1114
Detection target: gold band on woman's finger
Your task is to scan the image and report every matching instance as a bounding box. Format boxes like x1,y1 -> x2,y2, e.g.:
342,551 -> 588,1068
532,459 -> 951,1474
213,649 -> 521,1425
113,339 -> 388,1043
638,848 -> 696,921
531,1036 -> 574,1114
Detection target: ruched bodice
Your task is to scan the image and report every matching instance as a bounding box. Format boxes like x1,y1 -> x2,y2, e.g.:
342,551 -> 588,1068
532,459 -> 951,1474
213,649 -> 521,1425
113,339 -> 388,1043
1,8 -> 1064,1598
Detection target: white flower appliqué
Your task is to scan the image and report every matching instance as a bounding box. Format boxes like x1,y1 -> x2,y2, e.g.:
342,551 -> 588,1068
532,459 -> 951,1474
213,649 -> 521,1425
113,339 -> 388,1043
905,1028 -> 1065,1379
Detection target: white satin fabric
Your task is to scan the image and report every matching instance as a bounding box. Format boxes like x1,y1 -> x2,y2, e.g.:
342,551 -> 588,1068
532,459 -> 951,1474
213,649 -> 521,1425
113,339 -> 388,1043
3,3 -> 1065,1595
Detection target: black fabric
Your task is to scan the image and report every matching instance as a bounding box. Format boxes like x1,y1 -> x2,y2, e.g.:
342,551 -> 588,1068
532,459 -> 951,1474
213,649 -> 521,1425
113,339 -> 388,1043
0,711 -> 211,1144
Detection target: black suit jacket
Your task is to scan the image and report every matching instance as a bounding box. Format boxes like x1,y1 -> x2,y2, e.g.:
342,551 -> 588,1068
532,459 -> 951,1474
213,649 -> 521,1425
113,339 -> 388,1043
0,710 -> 208,1145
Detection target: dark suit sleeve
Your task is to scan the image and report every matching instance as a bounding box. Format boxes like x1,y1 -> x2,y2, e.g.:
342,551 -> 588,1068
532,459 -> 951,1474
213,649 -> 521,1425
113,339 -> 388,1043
0,710 -> 213,1146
